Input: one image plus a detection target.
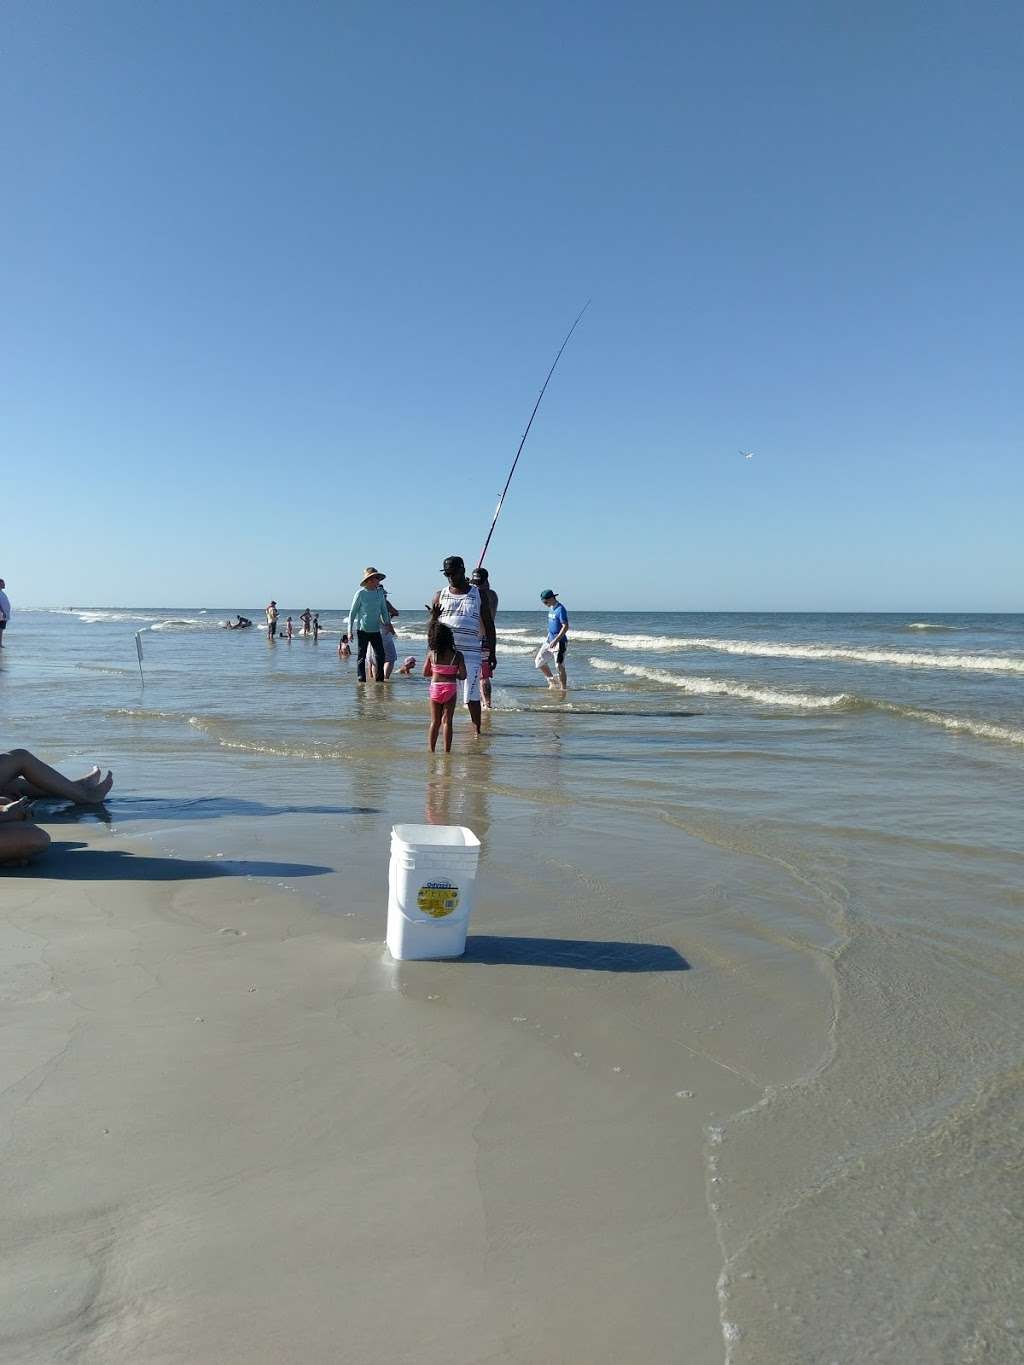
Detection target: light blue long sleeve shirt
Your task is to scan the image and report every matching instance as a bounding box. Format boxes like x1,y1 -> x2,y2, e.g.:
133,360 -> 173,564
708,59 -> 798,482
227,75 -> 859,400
348,586 -> 389,637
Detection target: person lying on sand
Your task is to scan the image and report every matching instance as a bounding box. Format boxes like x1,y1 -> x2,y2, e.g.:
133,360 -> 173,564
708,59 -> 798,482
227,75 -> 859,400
0,749 -> 113,804
0,796 -> 50,866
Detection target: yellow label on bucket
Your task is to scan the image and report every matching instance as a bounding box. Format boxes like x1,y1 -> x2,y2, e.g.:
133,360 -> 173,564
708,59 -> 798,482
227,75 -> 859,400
417,880 -> 460,918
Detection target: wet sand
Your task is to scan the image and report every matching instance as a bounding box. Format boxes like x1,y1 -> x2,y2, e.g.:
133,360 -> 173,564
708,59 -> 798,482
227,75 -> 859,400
0,820 -> 801,1364
6,609 -> 1024,1359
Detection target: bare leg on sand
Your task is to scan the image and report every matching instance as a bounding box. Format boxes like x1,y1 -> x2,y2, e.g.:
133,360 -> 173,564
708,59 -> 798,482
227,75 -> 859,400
0,751 -> 113,804
0,801 -> 50,864
4,764 -> 106,800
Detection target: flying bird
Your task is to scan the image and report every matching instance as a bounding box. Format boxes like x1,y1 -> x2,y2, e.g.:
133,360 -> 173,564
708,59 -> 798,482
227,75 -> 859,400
739,450 -> 754,460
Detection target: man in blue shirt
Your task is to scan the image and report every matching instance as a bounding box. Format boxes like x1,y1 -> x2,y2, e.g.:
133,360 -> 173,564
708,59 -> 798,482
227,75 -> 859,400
535,589 -> 569,690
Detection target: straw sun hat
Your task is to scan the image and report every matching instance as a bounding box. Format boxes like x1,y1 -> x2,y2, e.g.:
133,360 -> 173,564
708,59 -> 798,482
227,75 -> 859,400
360,566 -> 386,586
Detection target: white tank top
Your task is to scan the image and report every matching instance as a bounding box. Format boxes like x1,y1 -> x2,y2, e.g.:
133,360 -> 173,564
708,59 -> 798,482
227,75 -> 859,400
438,584 -> 482,654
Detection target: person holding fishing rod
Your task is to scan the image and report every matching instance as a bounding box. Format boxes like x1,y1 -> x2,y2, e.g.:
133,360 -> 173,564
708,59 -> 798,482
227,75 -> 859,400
470,567 -> 499,708
431,556 -> 496,736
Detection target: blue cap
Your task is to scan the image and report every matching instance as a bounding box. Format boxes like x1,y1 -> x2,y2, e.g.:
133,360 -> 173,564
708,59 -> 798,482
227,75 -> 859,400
540,589 -> 557,601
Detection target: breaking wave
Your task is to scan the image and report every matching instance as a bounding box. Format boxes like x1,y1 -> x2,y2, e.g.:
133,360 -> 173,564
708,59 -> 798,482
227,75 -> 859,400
871,704 -> 1024,748
588,659 -> 850,709
576,632 -> 1024,674
589,659 -> 1024,747
74,609 -> 164,625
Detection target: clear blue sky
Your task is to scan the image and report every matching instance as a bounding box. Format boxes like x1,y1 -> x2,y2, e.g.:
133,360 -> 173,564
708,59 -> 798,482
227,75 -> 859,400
3,1 -> 1021,610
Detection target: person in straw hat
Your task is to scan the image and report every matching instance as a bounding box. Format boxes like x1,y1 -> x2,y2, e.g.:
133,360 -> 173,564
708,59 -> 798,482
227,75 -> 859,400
348,567 -> 391,683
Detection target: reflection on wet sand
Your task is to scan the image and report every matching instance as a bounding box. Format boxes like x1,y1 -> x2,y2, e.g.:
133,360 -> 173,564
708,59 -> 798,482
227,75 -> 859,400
424,748 -> 495,840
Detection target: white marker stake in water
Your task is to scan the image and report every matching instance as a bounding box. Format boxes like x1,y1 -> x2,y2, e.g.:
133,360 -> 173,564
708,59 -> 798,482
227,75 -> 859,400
135,630 -> 145,685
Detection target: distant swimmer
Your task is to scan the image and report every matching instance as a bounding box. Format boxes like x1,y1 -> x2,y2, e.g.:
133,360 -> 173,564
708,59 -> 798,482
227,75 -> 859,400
266,600 -> 278,639
285,616 -> 294,640
398,656 -> 417,675
301,608 -> 312,636
312,613 -> 320,641
338,633 -> 351,658
224,615 -> 253,629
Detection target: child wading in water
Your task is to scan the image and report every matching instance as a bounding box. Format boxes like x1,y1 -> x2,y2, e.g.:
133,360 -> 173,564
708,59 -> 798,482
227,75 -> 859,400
423,619 -> 466,752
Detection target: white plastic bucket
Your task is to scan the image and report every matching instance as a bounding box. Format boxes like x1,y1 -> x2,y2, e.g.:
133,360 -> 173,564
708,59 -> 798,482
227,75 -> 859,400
386,823 -> 481,960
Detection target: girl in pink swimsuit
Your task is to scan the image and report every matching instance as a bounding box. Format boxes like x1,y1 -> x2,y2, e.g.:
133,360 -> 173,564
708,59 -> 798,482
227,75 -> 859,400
423,620 -> 467,752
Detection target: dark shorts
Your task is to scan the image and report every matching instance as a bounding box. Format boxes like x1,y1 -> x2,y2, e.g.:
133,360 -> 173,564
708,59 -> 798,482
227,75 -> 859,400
268,621 -> 277,637
554,638 -> 567,664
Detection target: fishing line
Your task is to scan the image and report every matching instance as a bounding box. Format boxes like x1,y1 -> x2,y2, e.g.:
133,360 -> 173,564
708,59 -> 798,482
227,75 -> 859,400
477,300 -> 590,567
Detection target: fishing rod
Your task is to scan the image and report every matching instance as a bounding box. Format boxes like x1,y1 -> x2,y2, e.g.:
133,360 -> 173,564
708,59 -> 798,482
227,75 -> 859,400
476,299 -> 590,568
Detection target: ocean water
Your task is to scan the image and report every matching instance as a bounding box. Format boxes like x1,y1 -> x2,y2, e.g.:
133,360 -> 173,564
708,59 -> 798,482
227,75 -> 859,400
4,607 -> 1023,1362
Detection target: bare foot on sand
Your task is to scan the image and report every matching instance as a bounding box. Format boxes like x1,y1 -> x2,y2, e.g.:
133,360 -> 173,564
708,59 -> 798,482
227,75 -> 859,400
83,771 -> 114,803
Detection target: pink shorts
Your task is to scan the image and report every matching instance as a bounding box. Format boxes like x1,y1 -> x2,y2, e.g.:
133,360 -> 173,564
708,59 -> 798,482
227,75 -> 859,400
429,683 -> 458,705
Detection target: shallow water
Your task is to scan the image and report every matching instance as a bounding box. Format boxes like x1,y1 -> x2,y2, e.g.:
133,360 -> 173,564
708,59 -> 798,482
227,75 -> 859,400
4,607 -> 1023,1361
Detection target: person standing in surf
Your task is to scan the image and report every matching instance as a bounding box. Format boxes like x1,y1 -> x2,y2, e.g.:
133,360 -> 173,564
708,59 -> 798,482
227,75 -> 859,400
431,556 -> 496,736
470,567 -> 499,708
368,592 -> 400,680
535,589 -> 569,690
423,618 -> 467,752
0,579 -> 11,648
348,567 -> 390,683
265,599 -> 278,639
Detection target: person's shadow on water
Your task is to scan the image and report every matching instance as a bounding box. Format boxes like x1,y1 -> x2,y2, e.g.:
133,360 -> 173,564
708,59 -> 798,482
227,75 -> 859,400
37,797 -> 379,825
19,841 -> 332,882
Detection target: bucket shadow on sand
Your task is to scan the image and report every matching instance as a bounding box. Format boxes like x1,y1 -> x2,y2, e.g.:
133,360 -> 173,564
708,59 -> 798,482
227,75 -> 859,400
460,935 -> 689,972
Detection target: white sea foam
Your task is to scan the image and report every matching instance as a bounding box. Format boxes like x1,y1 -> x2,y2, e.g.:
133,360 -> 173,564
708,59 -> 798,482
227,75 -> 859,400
590,659 -> 1024,747
76,609 -> 163,625
873,703 -> 1024,748
577,631 -> 1024,674
905,621 -> 958,631
396,627 -> 536,655
496,628 -> 545,644
589,658 -> 850,709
